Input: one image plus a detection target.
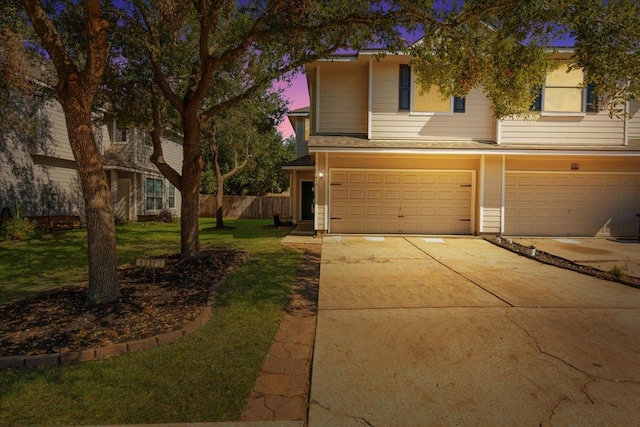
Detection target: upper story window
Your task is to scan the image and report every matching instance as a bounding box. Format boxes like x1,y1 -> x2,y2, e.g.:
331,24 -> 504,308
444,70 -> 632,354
108,120 -> 129,143
116,128 -> 128,143
530,64 -> 597,115
399,65 -> 465,114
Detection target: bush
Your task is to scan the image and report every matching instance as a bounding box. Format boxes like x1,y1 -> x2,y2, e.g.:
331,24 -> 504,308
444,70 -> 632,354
1,217 -> 42,241
156,208 -> 173,223
609,265 -> 626,280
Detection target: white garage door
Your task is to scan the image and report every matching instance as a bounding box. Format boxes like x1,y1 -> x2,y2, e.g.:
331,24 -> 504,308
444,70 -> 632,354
329,169 -> 473,234
505,172 -> 640,236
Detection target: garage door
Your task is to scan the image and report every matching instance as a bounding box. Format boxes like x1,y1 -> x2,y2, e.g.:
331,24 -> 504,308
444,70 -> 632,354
505,172 -> 640,236
329,169 -> 473,234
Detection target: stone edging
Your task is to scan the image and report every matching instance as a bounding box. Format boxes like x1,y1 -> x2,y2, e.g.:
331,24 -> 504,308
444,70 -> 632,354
0,253 -> 247,370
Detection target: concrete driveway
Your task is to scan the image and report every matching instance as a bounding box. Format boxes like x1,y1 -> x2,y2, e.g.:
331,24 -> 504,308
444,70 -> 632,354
308,236 -> 640,426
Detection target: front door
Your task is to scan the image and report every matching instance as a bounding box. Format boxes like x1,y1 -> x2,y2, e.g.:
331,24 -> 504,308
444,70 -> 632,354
301,181 -> 314,221
116,178 -> 131,221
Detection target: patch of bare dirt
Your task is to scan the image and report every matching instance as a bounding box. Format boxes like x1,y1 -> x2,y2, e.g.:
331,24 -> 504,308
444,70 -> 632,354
485,236 -> 640,289
0,249 -> 246,357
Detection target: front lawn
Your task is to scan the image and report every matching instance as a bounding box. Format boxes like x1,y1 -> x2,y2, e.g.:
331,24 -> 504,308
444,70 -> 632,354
0,219 -> 301,425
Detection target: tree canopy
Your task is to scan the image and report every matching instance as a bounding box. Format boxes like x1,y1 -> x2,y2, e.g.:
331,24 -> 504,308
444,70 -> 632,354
7,0 -> 640,270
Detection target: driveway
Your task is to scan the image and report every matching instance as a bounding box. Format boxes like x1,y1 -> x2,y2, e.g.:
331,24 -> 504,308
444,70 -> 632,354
308,237 -> 640,426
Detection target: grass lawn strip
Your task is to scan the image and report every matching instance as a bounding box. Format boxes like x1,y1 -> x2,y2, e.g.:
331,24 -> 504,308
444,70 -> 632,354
0,219 -> 301,425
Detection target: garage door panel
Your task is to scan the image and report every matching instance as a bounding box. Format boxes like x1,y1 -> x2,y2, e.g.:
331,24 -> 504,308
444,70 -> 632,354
330,170 -> 473,234
367,173 -> 383,183
506,173 -> 640,236
366,189 -> 383,199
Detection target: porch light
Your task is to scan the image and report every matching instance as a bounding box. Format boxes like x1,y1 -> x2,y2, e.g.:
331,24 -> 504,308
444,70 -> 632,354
318,172 -> 324,180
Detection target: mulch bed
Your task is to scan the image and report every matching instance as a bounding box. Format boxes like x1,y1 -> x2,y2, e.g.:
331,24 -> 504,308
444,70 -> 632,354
0,248 -> 246,357
486,236 -> 640,289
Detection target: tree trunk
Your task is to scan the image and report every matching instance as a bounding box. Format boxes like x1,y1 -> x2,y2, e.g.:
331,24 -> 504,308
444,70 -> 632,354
179,114 -> 203,259
64,99 -> 120,306
215,176 -> 224,229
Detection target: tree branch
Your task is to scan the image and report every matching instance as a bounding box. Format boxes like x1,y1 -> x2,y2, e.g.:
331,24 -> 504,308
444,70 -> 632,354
132,0 -> 184,115
149,88 -> 183,191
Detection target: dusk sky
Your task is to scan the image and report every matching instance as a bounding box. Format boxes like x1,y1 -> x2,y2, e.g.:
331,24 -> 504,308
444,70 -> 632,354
276,71 -> 309,139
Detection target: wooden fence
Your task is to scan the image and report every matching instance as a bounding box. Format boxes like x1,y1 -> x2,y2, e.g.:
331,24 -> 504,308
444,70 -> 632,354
199,194 -> 291,219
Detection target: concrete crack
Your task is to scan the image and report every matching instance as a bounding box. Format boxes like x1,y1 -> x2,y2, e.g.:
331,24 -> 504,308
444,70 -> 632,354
311,399 -> 375,426
504,310 -> 601,420
504,310 -> 640,385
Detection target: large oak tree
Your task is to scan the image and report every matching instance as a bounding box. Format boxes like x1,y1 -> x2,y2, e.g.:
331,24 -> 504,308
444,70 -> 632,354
21,0 -> 120,305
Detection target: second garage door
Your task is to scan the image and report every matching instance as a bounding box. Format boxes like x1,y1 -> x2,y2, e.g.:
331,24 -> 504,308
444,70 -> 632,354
329,169 -> 474,234
505,172 -> 640,236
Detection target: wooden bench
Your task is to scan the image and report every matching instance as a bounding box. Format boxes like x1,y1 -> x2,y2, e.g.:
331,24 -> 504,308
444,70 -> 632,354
29,215 -> 83,231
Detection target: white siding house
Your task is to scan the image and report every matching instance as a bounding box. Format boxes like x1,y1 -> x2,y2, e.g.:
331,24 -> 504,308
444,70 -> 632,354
0,98 -> 183,224
285,50 -> 640,238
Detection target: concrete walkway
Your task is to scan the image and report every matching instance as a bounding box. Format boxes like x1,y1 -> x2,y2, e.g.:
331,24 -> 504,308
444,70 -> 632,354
309,236 -> 640,426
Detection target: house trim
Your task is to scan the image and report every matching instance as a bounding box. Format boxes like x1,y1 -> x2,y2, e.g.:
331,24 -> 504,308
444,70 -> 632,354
309,148 -> 640,156
315,66 -> 321,133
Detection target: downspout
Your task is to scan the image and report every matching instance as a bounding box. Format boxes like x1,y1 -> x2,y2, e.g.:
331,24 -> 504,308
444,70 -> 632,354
479,155 -> 485,233
500,155 -> 506,235
368,59 -> 373,140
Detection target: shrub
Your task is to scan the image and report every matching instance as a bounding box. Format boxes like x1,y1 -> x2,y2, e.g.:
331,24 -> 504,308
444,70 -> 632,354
608,265 -> 626,280
156,208 -> 173,223
1,217 -> 42,241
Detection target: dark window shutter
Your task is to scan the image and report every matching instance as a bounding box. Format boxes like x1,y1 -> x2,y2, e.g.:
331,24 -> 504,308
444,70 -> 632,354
530,91 -> 542,111
586,83 -> 598,112
453,97 -> 466,113
399,64 -> 411,110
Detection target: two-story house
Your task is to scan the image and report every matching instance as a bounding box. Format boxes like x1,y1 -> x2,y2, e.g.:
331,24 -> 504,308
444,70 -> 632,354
0,98 -> 183,225
285,49 -> 640,237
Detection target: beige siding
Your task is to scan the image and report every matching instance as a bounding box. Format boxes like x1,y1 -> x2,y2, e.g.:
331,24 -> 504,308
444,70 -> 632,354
35,101 -> 74,161
629,101 -> 640,139
161,137 -> 183,174
318,63 -> 368,134
370,61 -> 495,140
482,156 -> 503,233
500,113 -> 625,145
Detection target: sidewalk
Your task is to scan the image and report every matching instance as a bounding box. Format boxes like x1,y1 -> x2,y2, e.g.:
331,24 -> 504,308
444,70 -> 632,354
241,238 -> 321,423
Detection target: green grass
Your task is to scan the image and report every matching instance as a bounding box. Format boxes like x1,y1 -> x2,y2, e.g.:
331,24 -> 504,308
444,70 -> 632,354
0,219 -> 302,426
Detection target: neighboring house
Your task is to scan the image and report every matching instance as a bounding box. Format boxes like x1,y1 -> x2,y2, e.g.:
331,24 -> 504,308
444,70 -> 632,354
284,49 -> 640,237
0,98 -> 183,224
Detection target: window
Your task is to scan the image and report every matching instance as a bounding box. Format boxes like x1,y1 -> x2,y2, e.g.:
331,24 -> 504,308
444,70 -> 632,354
531,64 -> 594,115
146,178 -> 164,211
399,65 -> 465,113
544,64 -> 583,113
168,183 -> 175,209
